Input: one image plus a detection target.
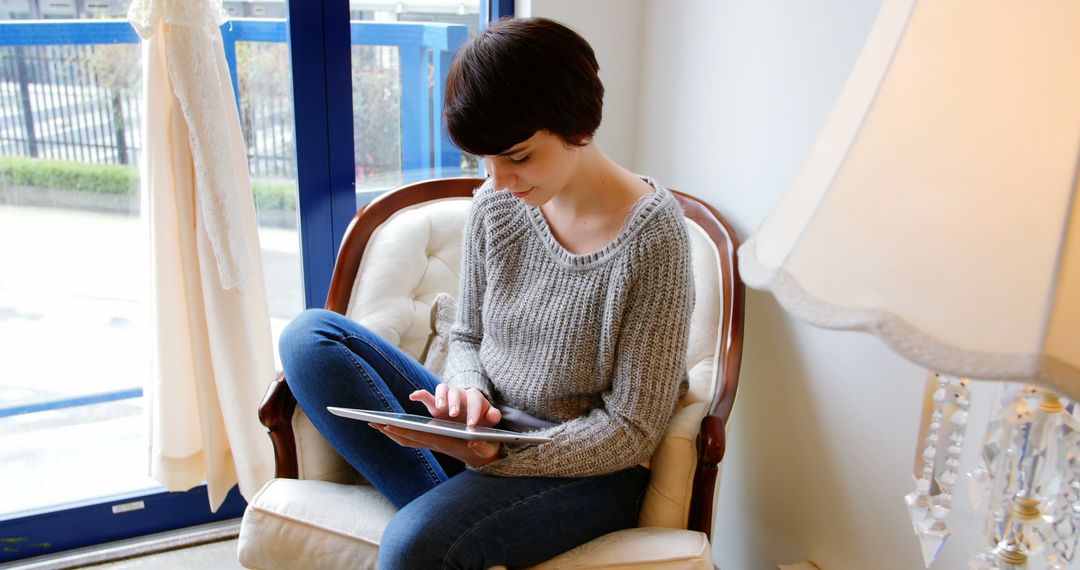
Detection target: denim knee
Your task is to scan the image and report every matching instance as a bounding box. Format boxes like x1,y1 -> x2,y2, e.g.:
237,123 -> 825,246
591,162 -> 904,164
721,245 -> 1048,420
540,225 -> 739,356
279,309 -> 336,356
279,307 -> 315,348
379,512 -> 454,570
278,309 -> 341,389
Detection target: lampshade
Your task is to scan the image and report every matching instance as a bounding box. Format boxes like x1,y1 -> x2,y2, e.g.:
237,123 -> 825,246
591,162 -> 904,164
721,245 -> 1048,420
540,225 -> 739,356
738,0 -> 1080,399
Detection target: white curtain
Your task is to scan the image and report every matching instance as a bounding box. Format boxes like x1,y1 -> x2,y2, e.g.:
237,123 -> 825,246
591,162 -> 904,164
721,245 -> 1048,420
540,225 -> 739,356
128,0 -> 275,510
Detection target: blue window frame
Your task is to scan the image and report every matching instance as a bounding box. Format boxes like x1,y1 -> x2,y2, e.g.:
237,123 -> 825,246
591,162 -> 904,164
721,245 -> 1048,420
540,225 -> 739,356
482,0 -> 516,26
0,1 -> 511,564
1,490 -> 248,562
292,0 -> 497,309
288,0 -> 365,309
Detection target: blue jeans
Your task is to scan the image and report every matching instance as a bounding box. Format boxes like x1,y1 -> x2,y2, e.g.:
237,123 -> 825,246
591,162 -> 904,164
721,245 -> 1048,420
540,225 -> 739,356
279,309 -> 650,569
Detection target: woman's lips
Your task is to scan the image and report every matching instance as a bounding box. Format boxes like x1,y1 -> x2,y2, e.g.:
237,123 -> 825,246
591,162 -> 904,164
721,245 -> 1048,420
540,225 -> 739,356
511,188 -> 533,199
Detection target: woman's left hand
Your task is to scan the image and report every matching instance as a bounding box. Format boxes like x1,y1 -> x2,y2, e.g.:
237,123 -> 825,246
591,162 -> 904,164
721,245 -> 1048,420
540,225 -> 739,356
370,423 -> 501,467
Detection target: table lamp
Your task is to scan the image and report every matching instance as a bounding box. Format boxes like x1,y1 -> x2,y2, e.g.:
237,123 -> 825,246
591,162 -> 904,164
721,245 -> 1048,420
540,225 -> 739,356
738,0 -> 1079,567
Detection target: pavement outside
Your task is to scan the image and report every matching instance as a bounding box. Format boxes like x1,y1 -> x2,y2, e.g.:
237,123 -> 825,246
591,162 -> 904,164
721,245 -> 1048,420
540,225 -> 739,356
0,204 -> 303,517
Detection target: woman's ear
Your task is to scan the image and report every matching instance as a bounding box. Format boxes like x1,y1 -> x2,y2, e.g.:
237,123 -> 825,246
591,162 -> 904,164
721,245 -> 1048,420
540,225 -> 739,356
566,133 -> 592,147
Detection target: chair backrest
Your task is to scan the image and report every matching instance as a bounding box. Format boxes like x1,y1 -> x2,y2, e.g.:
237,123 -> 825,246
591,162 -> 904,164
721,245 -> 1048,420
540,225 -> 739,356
324,177 -> 744,536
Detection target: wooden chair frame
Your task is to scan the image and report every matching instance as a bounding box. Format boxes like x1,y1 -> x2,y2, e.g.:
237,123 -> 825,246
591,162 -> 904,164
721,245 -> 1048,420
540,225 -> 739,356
256,177 -> 745,538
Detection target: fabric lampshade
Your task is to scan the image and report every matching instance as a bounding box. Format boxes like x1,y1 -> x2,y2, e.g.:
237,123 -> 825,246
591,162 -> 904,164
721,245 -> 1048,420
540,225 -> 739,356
738,0 -> 1080,399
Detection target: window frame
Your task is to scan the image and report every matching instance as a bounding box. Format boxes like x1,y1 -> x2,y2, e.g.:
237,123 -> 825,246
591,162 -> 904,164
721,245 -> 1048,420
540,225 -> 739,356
0,1 -> 511,564
294,0 -> 511,309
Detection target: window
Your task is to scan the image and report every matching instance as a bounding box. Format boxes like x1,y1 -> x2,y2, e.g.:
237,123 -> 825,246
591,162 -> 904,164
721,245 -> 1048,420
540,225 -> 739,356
0,14 -> 259,562
0,0 -> 509,563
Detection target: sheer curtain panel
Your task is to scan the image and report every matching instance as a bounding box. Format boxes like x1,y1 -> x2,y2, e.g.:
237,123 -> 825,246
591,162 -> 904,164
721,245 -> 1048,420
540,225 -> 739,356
128,0 -> 275,510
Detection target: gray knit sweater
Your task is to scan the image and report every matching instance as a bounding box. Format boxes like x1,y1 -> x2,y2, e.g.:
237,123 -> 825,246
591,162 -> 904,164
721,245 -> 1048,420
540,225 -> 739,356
442,178 -> 694,478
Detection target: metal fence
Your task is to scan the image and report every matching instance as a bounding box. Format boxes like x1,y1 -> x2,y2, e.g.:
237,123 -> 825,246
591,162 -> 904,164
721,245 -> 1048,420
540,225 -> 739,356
0,19 -> 467,181
0,44 -> 141,165
235,40 -> 297,178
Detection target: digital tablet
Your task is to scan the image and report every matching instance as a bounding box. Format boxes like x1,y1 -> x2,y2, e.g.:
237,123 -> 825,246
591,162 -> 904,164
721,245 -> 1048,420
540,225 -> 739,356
327,407 -> 553,444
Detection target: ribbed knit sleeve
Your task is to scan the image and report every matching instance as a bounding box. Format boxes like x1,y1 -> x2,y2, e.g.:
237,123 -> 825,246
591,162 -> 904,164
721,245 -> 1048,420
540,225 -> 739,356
473,207 -> 694,478
441,183 -> 496,400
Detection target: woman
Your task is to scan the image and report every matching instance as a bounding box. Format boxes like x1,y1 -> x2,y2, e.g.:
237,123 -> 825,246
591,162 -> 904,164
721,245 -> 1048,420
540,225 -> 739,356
279,17 -> 694,569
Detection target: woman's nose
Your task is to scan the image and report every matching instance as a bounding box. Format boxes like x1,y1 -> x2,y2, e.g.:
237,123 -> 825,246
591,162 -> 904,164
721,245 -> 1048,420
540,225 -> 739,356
483,158 -> 516,191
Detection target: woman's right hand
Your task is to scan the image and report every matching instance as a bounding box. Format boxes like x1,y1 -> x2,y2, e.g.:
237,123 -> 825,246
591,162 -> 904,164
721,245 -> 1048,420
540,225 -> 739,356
409,385 -> 501,428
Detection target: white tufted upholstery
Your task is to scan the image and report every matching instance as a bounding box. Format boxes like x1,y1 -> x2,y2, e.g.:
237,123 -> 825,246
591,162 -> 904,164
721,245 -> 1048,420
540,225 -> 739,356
238,193 -> 728,570
345,198 -> 472,360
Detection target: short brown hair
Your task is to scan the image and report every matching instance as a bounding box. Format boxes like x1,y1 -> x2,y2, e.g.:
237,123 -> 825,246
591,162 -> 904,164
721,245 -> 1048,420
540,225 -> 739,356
444,17 -> 604,156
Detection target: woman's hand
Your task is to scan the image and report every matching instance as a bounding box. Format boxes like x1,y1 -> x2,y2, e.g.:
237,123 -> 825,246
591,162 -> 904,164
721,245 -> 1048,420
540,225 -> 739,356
374,385 -> 504,467
409,385 -> 501,428
370,423 -> 501,467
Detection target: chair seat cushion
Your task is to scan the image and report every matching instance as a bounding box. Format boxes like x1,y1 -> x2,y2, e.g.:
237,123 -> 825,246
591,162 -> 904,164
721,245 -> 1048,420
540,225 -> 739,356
238,478 -> 395,570
239,479 -> 712,570
523,527 -> 713,570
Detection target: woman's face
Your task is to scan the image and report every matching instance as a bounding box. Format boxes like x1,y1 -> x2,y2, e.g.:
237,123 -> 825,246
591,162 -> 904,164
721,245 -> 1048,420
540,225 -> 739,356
480,130 -> 583,207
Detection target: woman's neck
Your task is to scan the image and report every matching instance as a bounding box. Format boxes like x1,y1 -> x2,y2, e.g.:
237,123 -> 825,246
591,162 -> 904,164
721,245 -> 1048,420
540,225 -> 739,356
536,143 -> 655,255
545,144 -> 650,219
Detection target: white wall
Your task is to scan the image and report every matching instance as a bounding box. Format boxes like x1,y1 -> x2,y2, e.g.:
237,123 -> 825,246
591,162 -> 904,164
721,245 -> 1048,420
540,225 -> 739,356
627,5 -> 958,566
516,0 -> 644,168
525,1 -> 997,568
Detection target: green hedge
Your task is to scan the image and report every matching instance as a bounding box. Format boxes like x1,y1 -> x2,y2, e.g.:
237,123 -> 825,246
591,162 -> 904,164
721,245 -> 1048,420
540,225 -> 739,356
252,180 -> 296,211
0,156 -> 296,211
0,156 -> 137,195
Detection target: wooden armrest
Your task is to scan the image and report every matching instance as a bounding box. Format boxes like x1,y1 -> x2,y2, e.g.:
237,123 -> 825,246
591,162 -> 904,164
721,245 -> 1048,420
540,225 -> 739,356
688,414 -> 727,534
258,372 -> 299,479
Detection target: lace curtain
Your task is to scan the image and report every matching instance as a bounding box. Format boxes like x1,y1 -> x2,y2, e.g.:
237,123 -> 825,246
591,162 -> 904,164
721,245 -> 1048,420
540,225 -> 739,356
128,0 -> 274,510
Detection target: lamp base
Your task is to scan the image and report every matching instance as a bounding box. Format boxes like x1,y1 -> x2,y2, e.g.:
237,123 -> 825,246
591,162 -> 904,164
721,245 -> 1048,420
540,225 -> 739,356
910,376 -> 1080,569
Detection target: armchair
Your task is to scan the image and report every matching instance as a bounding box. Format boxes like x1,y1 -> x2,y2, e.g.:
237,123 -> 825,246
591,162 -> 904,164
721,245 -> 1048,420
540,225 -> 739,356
237,177 -> 744,569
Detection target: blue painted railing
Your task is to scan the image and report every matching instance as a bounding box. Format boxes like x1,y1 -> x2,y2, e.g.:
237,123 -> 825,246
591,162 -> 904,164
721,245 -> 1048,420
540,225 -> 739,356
0,388 -> 142,418
0,17 -> 468,417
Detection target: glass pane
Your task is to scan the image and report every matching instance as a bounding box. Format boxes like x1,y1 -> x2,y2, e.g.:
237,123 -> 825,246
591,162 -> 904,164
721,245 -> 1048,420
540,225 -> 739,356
0,36 -> 156,516
350,1 -> 482,203
234,33 -> 303,369
0,13 -> 302,519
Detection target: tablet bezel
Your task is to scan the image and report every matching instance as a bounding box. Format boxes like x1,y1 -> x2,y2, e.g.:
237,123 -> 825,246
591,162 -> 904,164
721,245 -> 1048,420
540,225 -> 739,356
327,407 -> 553,444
